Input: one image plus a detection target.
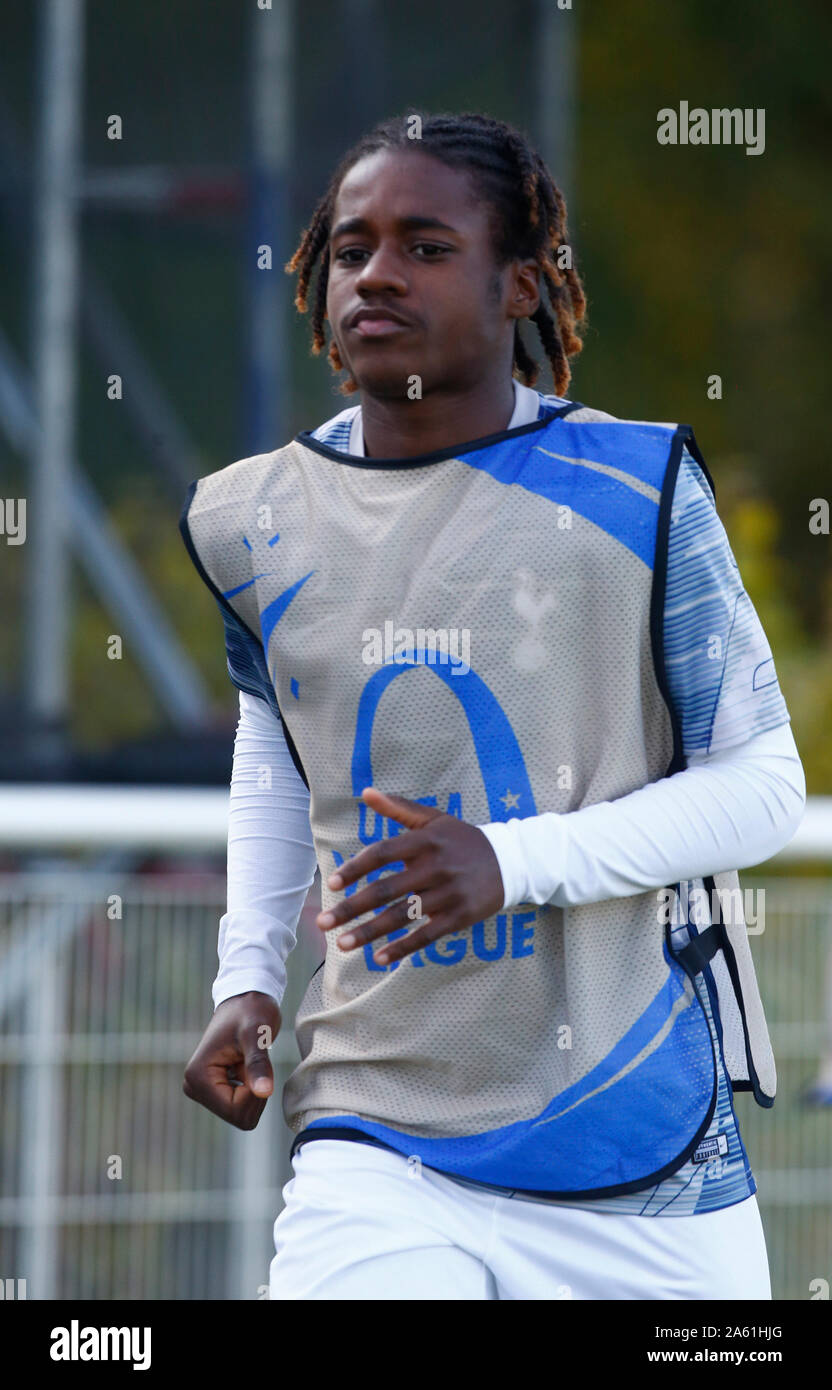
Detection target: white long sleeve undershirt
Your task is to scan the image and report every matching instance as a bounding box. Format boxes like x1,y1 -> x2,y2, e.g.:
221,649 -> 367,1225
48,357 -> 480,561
478,723 -> 806,909
212,689 -> 805,1010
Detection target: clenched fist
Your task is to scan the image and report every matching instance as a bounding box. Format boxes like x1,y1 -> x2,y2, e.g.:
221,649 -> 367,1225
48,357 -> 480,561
183,990 -> 282,1130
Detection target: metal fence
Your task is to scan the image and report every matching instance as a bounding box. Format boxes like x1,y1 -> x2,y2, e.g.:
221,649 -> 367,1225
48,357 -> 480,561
0,870 -> 830,1300
0,868 -> 323,1301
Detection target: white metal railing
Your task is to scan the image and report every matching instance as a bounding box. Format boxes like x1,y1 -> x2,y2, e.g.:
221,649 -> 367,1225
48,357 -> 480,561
0,785 -> 830,857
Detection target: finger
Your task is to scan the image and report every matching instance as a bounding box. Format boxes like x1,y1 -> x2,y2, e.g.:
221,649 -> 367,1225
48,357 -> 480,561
204,1055 -> 268,1129
326,792 -> 441,891
336,888 -> 445,952
373,915 -> 457,966
325,833 -> 419,894
318,864 -> 429,931
239,1019 -> 276,1098
184,1042 -> 264,1128
183,1052 -> 241,1124
359,786 -> 440,832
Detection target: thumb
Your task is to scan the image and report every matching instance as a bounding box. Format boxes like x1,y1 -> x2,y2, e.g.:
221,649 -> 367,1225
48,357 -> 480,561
240,1019 -> 276,1098
360,786 -> 440,831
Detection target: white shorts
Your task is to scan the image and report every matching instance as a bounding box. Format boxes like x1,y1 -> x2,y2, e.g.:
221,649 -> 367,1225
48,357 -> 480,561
269,1138 -> 772,1300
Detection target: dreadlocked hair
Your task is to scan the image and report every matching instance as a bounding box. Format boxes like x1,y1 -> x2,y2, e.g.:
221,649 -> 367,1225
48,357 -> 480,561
285,111 -> 587,397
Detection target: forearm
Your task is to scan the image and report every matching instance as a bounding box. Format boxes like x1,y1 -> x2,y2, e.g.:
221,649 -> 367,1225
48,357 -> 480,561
479,721 -> 806,909
215,691 -> 317,1010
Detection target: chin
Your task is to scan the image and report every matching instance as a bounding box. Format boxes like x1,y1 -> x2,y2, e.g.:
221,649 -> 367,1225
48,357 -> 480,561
349,359 -> 421,400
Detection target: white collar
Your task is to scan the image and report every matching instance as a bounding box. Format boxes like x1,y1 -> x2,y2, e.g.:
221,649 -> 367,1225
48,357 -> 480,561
348,379 -> 540,456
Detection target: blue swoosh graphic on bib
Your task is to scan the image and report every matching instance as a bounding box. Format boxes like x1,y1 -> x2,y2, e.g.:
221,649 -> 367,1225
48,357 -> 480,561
351,651 -> 536,821
259,571 -> 315,650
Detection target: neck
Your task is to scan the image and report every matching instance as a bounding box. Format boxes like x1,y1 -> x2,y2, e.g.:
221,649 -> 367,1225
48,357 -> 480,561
360,373 -> 516,459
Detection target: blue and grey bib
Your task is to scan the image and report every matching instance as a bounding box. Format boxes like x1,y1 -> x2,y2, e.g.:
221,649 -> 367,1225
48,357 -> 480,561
180,403 -> 776,1198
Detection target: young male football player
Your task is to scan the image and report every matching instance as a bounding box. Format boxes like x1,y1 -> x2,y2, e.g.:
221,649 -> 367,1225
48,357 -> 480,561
180,112 -> 806,1300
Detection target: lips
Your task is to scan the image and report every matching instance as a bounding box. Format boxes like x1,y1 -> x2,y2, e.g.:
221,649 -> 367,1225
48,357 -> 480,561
347,306 -> 413,338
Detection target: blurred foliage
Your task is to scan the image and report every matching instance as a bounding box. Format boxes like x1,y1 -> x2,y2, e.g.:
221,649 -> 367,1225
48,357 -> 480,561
71,481 -> 234,745
717,483 -> 832,797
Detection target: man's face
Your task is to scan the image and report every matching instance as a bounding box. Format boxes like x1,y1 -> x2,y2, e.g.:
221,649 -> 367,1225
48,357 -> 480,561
326,148 -> 531,399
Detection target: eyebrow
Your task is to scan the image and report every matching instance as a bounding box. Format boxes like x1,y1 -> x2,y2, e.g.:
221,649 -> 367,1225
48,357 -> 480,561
330,214 -> 461,238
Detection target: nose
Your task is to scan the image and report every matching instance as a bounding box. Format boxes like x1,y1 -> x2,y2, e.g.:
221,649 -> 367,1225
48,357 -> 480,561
354,241 -> 408,296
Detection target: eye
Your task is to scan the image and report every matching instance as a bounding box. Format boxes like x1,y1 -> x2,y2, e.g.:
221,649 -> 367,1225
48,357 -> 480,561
412,242 -> 451,259
333,246 -> 370,264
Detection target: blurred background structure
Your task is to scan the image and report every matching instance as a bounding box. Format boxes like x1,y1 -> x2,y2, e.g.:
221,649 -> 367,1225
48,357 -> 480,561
0,0 -> 830,1299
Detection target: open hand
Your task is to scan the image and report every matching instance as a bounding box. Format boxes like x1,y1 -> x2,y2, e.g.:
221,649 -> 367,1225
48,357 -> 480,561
316,787 -> 505,966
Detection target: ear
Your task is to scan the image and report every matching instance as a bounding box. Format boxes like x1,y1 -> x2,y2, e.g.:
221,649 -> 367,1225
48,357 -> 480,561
506,260 -> 541,321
